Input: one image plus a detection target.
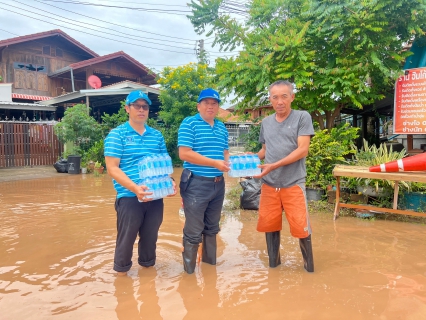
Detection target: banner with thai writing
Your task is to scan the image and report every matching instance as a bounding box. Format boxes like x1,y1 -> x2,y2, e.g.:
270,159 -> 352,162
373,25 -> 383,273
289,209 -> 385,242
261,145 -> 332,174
394,67 -> 426,134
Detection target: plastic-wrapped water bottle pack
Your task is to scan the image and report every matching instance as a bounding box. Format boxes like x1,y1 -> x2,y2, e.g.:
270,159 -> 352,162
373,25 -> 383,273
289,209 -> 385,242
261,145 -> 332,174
228,154 -> 261,177
138,153 -> 174,201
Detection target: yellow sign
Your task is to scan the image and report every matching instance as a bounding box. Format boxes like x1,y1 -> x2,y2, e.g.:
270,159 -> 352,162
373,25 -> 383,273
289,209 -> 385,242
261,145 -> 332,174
394,67 -> 426,134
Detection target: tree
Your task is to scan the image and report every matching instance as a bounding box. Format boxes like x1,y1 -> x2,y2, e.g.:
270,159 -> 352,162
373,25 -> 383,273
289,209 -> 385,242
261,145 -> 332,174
54,104 -> 102,154
157,62 -> 215,160
188,0 -> 426,129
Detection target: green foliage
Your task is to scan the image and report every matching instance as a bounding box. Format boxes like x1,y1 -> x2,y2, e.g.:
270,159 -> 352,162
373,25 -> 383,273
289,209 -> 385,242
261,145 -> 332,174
348,139 -> 408,191
306,123 -> 359,188
101,100 -> 128,136
240,120 -> 262,153
84,140 -> 105,167
54,104 -> 102,154
188,0 -> 426,129
157,63 -> 215,161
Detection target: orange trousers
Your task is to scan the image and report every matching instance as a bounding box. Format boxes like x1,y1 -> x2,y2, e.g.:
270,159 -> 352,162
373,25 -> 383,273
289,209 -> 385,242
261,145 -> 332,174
257,183 -> 312,238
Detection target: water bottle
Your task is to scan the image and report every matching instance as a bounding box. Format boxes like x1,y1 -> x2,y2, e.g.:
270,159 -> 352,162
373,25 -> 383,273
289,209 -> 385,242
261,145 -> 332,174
253,154 -> 261,175
144,177 -> 153,199
240,155 -> 248,177
166,176 -> 174,195
145,155 -> 154,177
159,175 -> 168,197
158,154 -> 166,175
228,156 -> 236,177
164,153 -> 173,174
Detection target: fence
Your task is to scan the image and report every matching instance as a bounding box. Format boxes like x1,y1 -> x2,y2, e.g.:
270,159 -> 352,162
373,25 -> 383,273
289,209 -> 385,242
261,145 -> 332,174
226,123 -> 251,148
0,121 -> 63,168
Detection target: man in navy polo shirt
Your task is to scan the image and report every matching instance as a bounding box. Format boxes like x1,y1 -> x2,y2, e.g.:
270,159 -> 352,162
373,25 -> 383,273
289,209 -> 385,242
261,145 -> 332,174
178,88 -> 230,274
104,90 -> 176,276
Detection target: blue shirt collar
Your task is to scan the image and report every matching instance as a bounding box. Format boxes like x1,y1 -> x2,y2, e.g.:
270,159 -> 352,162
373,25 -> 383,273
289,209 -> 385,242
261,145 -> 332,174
195,113 -> 218,126
125,121 -> 153,135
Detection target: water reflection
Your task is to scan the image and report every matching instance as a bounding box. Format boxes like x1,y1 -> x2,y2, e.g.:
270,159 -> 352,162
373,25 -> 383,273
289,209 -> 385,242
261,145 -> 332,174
1,170 -> 426,319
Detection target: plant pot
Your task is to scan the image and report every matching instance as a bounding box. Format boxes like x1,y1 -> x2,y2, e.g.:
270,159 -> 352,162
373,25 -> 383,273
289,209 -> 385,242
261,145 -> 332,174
94,167 -> 104,174
81,167 -> 87,174
350,193 -> 368,204
327,190 -> 350,203
399,191 -> 426,212
306,188 -> 325,201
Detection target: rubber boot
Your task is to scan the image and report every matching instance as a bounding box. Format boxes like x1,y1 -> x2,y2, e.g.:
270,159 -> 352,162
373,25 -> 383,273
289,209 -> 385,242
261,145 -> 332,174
202,234 -> 217,265
265,231 -> 281,268
182,240 -> 199,274
299,235 -> 314,272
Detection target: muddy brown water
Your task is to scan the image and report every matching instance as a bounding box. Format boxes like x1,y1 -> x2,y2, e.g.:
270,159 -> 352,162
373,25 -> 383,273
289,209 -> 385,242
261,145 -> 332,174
1,168 -> 426,319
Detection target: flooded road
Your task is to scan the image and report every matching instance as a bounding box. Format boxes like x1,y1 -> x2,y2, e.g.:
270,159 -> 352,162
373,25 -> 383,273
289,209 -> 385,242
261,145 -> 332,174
1,168 -> 426,319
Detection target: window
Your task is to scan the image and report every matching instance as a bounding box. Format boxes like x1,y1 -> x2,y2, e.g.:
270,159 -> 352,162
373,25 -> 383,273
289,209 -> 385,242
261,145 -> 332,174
42,46 -> 50,55
13,62 -> 47,73
56,48 -> 63,57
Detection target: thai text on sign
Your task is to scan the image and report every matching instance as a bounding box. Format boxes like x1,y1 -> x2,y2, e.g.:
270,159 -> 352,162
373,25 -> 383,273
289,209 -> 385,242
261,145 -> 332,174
394,67 -> 426,134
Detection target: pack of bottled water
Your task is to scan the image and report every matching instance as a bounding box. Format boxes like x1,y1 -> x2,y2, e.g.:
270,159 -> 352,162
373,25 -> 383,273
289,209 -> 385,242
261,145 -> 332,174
137,153 -> 174,201
138,153 -> 173,178
228,154 -> 261,177
139,174 -> 175,201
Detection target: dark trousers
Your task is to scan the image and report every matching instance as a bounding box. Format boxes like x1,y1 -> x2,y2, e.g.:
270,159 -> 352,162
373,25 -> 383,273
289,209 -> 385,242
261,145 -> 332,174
113,197 -> 164,272
181,176 -> 225,244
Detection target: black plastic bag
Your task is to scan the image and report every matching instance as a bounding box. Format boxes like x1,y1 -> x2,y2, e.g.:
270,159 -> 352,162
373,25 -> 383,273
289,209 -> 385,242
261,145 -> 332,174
240,178 -> 262,210
53,158 -> 68,173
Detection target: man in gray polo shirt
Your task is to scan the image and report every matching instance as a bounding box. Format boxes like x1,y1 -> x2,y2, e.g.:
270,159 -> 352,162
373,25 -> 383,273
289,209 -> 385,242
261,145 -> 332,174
254,80 -> 315,272
178,88 -> 230,274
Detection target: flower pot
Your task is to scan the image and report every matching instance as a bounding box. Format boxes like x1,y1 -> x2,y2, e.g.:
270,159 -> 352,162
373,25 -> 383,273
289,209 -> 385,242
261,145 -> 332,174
399,191 -> 426,212
81,167 -> 87,174
327,190 -> 350,204
306,188 -> 325,201
357,185 -> 389,197
94,167 -> 104,174
349,193 -> 368,204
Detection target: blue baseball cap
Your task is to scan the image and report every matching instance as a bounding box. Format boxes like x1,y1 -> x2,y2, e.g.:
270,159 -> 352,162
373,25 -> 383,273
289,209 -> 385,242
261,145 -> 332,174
197,88 -> 221,103
125,90 -> 152,106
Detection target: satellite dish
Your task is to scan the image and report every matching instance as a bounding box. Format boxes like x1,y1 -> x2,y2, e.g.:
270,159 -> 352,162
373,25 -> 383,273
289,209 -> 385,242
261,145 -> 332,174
88,75 -> 102,89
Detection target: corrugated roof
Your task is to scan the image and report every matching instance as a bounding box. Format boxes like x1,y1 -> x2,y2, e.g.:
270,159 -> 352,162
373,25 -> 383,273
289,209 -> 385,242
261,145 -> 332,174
12,93 -> 52,101
0,29 -> 98,58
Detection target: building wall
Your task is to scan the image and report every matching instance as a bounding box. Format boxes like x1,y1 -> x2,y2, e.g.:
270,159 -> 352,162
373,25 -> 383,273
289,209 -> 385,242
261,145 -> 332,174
0,38 -> 90,97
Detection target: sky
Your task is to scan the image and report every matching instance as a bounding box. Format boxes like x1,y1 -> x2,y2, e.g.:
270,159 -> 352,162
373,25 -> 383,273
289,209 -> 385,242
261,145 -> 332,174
0,0 -> 242,105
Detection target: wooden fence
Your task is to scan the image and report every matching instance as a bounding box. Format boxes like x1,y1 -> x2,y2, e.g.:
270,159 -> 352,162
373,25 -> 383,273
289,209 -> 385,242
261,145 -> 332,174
0,121 -> 63,168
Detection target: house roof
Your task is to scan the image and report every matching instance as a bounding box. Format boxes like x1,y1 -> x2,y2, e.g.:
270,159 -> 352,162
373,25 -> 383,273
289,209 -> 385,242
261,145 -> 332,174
12,93 -> 52,101
0,101 -> 56,112
69,51 -> 156,84
218,108 -> 248,123
0,29 -> 98,58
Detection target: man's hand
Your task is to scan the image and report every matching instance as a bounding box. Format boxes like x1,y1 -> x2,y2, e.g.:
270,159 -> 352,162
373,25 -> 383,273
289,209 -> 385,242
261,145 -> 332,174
215,160 -> 230,172
132,184 -> 153,202
253,163 -> 276,178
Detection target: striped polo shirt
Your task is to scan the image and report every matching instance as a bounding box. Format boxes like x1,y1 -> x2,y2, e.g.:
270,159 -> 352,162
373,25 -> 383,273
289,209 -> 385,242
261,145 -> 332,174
104,121 -> 167,198
178,113 -> 229,177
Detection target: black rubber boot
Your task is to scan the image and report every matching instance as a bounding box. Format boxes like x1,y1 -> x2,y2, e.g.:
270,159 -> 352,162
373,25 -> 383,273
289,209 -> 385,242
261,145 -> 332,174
182,240 -> 199,274
299,235 -> 314,272
202,234 -> 217,265
265,231 -> 281,268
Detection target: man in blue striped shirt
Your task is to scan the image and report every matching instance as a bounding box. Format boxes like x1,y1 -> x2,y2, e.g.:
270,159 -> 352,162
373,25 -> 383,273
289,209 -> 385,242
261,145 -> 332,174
104,90 -> 176,276
178,88 -> 230,274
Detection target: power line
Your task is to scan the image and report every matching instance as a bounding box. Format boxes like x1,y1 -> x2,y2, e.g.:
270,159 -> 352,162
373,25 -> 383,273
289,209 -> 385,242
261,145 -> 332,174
0,4 -> 197,55
35,0 -> 206,42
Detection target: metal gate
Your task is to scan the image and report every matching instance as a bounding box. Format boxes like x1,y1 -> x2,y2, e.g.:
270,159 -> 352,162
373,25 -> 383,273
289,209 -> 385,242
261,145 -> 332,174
0,121 -> 63,168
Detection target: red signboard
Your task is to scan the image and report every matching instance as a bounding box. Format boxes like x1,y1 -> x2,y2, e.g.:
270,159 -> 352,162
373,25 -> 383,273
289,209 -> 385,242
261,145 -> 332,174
394,67 -> 426,134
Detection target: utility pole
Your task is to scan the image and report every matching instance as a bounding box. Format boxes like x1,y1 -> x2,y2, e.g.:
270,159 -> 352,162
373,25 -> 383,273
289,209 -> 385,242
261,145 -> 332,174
196,39 -> 208,65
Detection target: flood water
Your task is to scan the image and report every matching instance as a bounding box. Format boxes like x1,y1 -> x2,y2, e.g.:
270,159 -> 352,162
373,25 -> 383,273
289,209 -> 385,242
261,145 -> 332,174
1,168 -> 426,319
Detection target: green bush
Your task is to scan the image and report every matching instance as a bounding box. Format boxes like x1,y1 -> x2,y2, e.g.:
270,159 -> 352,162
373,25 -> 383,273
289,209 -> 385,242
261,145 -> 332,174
306,123 -> 359,189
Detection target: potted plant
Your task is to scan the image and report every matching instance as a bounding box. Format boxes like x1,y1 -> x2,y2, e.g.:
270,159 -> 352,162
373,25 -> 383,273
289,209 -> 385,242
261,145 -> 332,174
346,139 -> 409,203
305,123 -> 359,201
80,161 -> 88,174
93,161 -> 104,174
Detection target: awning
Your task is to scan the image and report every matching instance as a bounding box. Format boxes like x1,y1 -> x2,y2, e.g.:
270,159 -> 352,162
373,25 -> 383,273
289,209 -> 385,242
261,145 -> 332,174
12,93 -> 52,101
0,101 -> 56,111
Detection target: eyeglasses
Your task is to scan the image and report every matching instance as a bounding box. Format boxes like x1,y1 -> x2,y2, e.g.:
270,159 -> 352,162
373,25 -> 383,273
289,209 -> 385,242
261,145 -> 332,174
130,103 -> 149,111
